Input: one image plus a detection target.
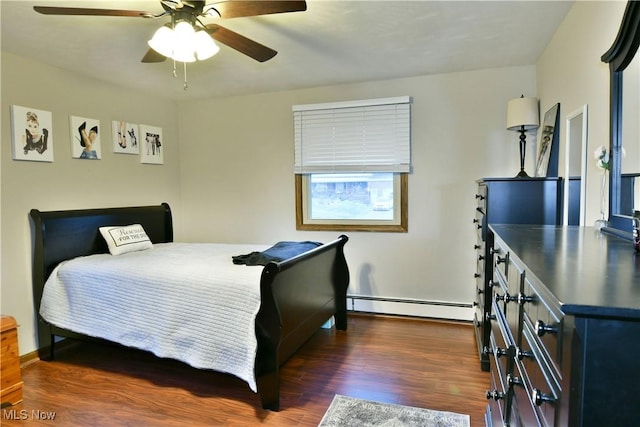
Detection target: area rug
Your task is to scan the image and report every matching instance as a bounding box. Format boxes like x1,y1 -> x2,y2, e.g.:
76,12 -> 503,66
318,395 -> 470,427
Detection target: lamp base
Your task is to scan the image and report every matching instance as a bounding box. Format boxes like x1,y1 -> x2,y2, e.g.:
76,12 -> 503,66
515,126 -> 529,179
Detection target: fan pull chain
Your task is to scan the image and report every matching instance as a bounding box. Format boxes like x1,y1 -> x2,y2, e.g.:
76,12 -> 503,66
169,60 -> 188,90
183,62 -> 188,90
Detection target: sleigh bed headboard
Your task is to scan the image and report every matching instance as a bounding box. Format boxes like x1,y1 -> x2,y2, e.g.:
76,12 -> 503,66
29,203 -> 174,315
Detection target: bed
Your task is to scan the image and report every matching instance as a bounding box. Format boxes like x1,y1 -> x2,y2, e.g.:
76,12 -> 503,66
29,203 -> 349,411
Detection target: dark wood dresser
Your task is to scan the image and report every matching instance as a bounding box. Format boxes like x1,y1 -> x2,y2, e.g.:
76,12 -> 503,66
474,177 -> 565,371
484,225 -> 640,427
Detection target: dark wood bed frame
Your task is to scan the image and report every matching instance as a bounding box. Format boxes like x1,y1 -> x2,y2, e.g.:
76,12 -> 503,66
29,203 -> 349,411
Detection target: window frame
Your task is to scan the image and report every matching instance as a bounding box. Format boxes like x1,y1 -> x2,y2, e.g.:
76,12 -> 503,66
295,173 -> 408,232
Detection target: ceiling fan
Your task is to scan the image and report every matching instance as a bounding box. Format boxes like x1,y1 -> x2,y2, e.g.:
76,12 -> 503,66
33,1 -> 307,63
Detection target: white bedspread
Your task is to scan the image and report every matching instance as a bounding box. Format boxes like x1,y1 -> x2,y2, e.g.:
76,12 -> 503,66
39,242 -> 268,392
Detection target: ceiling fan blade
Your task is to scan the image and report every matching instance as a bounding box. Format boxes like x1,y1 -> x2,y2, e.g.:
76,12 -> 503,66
205,24 -> 277,62
211,1 -> 306,19
141,49 -> 168,63
33,6 -> 153,18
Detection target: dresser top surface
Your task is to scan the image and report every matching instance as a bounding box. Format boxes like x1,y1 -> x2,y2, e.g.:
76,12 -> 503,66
490,225 -> 640,319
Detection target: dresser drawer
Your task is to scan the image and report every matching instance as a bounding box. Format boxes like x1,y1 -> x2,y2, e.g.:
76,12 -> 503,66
492,239 -> 509,279
518,322 -> 560,427
476,183 -> 487,212
493,267 -> 521,347
510,359 -> 541,427
489,301 -> 513,389
521,277 -> 564,377
474,207 -> 484,240
486,332 -> 509,424
487,357 -> 506,427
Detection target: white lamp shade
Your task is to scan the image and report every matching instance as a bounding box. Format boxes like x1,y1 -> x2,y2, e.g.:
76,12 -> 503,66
506,97 -> 540,130
194,30 -> 219,60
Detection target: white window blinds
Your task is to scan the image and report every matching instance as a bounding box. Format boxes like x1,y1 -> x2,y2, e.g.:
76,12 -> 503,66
293,96 -> 412,173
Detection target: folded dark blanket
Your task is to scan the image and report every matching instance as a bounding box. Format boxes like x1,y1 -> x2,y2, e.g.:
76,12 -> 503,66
232,241 -> 322,266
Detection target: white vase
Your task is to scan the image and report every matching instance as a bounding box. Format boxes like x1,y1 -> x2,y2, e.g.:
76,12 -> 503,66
594,171 -> 608,229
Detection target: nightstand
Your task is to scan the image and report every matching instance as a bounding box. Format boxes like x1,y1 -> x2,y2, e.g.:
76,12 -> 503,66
1,316 -> 23,406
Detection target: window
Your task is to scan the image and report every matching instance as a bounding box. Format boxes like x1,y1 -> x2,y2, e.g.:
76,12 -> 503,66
293,97 -> 411,232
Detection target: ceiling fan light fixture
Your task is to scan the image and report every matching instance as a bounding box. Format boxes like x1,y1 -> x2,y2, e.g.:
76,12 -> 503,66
194,30 -> 219,60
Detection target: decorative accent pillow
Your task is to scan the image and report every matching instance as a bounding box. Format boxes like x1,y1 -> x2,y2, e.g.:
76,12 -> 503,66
99,224 -> 153,256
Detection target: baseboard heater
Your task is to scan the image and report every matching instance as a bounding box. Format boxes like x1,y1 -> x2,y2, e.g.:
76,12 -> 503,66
346,294 -> 473,321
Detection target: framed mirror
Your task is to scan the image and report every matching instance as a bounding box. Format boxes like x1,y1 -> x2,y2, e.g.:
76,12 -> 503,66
601,1 -> 640,237
564,105 -> 588,226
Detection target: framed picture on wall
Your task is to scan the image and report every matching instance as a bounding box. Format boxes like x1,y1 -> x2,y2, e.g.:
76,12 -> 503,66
140,124 -> 163,165
10,105 -> 54,162
535,103 -> 560,177
70,115 -> 101,160
112,121 -> 140,154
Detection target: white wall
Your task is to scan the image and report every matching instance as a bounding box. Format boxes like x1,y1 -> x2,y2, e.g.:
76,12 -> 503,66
537,0 -> 630,224
0,52 -> 182,354
177,66 -> 537,319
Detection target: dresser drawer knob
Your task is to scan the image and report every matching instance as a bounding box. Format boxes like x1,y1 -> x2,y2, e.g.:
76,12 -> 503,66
486,390 -> 504,401
496,256 -> 506,265
474,244 -> 481,250
532,388 -> 556,406
495,292 -> 517,303
477,287 -> 483,294
474,273 -> 481,279
485,312 -> 496,322
517,293 -> 535,305
507,374 -> 523,388
484,345 -> 509,358
475,194 -> 485,200
516,348 -> 534,360
535,320 -> 558,337
488,280 -> 496,288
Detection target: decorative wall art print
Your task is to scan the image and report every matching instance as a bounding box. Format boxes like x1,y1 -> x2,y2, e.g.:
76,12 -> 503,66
112,121 -> 140,154
10,105 -> 54,162
140,124 -> 163,165
70,116 -> 101,160
535,103 -> 560,177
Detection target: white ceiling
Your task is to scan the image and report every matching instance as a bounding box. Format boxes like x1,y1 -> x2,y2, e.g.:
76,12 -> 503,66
1,0 -> 574,101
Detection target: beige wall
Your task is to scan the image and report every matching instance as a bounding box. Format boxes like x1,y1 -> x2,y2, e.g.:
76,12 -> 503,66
177,66 -> 537,318
1,0 -> 631,357
537,0 -> 630,224
1,52 -> 182,353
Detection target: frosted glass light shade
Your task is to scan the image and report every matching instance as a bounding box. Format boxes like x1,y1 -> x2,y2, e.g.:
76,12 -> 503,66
171,22 -> 196,62
148,26 -> 175,58
194,30 -> 219,60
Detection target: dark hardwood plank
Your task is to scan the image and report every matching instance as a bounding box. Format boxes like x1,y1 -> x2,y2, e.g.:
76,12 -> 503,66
2,315 -> 488,426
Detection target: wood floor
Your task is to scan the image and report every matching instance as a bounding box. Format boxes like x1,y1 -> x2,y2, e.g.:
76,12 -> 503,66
2,314 -> 489,426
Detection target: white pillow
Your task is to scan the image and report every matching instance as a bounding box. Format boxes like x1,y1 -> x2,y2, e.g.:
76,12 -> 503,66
99,224 -> 153,256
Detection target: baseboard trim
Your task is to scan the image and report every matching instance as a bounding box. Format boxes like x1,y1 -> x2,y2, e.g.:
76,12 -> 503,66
19,338 -> 76,367
347,294 -> 473,321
